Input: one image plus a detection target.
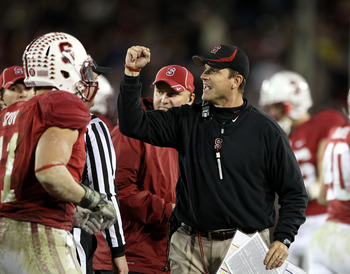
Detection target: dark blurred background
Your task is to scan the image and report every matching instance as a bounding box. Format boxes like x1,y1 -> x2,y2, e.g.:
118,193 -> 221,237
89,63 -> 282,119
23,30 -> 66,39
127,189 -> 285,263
1,0 -> 349,118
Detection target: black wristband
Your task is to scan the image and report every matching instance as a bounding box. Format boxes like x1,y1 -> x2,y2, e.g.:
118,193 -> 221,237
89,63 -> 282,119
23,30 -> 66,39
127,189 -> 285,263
78,184 -> 106,211
276,238 -> 291,248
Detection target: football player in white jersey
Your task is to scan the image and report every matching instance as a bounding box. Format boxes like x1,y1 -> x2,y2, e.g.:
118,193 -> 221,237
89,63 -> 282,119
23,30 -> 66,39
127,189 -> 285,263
308,89 -> 350,274
259,71 -> 347,270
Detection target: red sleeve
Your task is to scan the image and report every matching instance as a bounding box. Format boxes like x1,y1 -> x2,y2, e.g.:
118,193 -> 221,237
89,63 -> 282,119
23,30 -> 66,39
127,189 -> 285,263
38,91 -> 91,129
111,126 -> 171,224
313,110 -> 347,139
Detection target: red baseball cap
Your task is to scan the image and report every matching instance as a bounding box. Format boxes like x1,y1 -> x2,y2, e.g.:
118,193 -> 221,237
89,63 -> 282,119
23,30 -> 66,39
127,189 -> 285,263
0,66 -> 25,89
151,65 -> 195,93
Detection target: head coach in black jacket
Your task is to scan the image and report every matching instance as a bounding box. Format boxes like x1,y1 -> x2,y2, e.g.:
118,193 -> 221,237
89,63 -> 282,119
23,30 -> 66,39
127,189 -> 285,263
118,45 -> 308,274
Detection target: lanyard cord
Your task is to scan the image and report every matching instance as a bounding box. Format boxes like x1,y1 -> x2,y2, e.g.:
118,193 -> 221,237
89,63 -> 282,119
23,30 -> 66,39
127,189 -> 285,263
204,119 -> 224,180
205,116 -> 239,180
197,232 -> 208,274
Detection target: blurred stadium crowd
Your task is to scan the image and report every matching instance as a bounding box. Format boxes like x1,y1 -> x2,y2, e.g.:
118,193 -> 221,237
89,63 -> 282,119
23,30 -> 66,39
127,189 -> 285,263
0,0 -> 349,116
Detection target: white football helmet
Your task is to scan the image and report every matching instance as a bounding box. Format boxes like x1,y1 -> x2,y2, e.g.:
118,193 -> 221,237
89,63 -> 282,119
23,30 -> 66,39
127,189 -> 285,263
90,75 -> 114,115
259,70 -> 313,120
22,32 -> 98,102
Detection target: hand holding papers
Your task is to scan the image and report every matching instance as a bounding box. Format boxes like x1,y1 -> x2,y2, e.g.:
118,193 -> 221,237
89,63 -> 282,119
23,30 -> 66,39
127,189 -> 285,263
216,231 -> 306,274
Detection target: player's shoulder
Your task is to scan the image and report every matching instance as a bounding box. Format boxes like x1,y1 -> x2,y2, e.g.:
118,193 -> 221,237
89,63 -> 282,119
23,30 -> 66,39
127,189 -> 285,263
39,90 -> 85,105
38,90 -> 91,129
311,108 -> 347,128
313,108 -> 346,120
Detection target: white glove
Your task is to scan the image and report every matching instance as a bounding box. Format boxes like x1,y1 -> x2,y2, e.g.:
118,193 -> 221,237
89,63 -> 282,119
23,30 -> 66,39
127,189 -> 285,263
73,206 -> 104,235
78,184 -> 118,231
83,213 -> 103,234
93,200 -> 117,230
73,206 -> 91,228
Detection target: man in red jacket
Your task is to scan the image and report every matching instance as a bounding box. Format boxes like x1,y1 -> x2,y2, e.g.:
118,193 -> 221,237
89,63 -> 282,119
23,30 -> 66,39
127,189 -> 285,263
93,65 -> 195,273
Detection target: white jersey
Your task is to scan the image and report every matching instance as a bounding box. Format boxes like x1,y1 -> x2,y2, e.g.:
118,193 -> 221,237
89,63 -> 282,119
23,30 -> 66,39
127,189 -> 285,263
308,123 -> 350,274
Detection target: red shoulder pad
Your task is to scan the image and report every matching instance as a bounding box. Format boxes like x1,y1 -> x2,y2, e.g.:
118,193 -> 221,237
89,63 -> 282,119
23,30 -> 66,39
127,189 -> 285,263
38,91 -> 91,129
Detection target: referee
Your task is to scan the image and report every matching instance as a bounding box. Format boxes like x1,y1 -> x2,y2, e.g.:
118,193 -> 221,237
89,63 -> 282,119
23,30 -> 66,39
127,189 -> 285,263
73,64 -> 127,274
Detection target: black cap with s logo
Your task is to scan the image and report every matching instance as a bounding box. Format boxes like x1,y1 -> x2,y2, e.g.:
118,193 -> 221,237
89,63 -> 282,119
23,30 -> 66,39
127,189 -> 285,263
192,45 -> 249,79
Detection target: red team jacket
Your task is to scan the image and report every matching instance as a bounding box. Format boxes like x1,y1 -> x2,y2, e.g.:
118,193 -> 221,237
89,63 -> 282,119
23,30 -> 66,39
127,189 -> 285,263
93,98 -> 178,273
0,91 -> 90,231
289,109 -> 347,216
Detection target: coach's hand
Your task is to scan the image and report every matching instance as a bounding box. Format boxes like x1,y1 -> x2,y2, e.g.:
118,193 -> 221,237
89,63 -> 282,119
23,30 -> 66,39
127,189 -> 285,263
264,240 -> 289,269
124,45 -> 150,76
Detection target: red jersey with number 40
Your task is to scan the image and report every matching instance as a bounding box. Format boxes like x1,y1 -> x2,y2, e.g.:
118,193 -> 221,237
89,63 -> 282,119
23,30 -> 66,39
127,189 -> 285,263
289,109 -> 347,216
323,123 -> 350,225
0,91 -> 90,231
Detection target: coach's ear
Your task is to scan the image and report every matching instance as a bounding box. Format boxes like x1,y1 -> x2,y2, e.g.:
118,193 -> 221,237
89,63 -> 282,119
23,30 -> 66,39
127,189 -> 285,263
188,93 -> 195,105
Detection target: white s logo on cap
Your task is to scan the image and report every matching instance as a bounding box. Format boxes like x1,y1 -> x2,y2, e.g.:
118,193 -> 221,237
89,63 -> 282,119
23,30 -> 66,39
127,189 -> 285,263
166,67 -> 176,76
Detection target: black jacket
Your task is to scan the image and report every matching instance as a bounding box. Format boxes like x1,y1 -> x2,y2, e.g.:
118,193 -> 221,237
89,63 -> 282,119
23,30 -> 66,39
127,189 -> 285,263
118,75 -> 308,242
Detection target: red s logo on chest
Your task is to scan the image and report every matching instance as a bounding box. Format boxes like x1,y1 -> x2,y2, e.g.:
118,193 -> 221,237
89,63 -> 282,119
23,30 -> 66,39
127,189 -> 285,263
214,138 -> 223,150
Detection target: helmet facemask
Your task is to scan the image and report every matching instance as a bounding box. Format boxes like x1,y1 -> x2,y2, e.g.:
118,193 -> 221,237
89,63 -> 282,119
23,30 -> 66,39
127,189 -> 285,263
75,57 -> 99,102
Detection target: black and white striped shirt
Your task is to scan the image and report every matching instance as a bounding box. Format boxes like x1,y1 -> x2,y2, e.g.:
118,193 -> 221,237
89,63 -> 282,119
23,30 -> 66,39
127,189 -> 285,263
74,114 -> 125,273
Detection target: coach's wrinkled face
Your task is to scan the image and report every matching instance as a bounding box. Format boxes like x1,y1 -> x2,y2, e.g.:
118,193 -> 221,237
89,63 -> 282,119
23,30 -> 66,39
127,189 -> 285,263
153,82 -> 194,111
1,81 -> 34,109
